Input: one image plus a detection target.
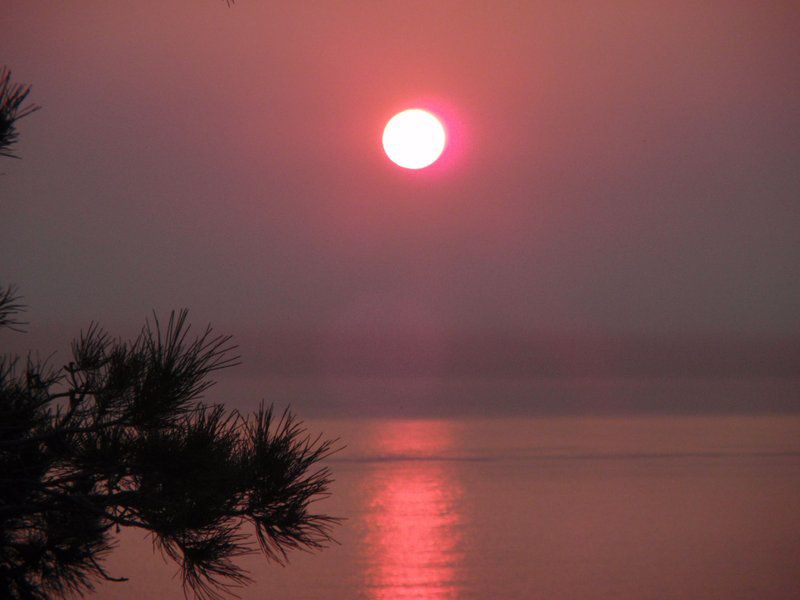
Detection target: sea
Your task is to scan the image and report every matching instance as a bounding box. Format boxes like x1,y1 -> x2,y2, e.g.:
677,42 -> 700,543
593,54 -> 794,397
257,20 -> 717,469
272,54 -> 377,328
94,412 -> 800,599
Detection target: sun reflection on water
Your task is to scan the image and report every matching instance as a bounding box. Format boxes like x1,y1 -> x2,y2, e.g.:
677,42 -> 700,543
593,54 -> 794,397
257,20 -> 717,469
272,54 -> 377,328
362,421 -> 464,599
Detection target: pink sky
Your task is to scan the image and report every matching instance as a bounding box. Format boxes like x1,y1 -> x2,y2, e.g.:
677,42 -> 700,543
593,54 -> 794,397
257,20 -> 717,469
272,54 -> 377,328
2,1 -> 799,406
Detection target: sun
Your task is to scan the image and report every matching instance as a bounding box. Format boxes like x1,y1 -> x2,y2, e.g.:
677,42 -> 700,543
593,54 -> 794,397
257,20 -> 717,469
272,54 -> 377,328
382,109 -> 446,170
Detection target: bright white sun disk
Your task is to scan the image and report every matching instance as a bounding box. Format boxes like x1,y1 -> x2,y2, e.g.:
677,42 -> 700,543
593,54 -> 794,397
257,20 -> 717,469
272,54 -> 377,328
382,109 -> 446,169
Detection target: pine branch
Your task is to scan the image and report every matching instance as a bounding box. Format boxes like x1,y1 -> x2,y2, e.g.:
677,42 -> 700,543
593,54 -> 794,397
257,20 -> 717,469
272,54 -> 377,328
0,67 -> 39,159
1,308 -> 339,599
0,284 -> 27,331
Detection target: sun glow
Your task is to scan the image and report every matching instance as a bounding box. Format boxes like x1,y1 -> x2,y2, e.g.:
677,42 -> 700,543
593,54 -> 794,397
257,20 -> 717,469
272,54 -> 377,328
382,109 -> 446,170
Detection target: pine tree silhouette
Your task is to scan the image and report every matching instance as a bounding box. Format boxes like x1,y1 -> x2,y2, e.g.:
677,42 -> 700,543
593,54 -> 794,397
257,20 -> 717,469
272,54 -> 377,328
0,68 -> 39,159
0,286 -> 339,599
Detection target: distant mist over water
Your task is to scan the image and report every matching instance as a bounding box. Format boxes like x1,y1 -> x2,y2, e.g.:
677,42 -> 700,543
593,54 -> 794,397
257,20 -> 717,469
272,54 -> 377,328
205,331 -> 800,417
236,332 -> 800,379
213,373 -> 800,418
6,327 -> 798,416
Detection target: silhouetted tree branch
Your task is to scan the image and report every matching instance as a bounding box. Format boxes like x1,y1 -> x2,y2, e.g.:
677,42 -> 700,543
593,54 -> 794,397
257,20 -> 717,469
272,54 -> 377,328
0,285 -> 26,332
0,68 -> 40,159
0,287 -> 339,599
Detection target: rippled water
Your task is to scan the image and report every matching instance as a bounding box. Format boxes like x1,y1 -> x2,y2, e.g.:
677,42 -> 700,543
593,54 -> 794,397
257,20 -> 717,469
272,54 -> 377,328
358,421 -> 465,599
96,415 -> 800,599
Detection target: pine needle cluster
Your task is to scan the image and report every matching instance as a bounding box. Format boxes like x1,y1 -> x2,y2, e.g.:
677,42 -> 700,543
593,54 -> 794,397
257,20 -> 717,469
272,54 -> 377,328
0,286 -> 339,599
0,68 -> 39,159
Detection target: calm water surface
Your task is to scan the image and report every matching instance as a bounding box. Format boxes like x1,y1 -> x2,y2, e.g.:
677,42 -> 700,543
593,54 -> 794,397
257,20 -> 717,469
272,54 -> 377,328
97,415 -> 800,599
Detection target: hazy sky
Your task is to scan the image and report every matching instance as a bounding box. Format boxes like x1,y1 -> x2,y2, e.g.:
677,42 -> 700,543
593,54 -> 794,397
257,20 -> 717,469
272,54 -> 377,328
2,2 -> 799,388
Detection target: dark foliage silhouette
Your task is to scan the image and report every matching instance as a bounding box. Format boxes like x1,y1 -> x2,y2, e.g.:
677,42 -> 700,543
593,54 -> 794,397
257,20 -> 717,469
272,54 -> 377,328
0,286 -> 339,599
0,68 -> 39,158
